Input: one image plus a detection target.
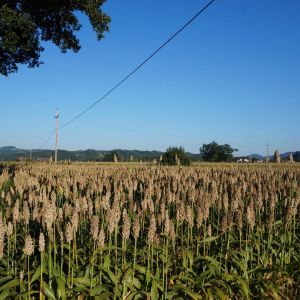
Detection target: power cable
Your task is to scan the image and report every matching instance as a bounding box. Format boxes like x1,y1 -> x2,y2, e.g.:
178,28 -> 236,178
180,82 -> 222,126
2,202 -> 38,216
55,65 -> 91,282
38,129 -> 56,149
59,0 -> 216,130
40,0 -> 216,147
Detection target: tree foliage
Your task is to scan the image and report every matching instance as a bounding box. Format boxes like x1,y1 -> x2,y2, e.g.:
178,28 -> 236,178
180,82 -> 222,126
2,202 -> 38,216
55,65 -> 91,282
161,146 -> 191,166
294,151 -> 300,162
0,0 -> 110,75
101,151 -> 120,162
200,141 -> 238,162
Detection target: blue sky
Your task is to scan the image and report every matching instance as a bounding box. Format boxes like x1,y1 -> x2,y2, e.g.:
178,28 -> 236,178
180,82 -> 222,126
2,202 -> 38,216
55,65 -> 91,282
0,0 -> 299,155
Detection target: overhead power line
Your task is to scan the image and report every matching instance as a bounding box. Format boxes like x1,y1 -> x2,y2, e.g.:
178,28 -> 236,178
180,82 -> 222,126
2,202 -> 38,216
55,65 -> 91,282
40,0 -> 216,148
39,129 -> 56,149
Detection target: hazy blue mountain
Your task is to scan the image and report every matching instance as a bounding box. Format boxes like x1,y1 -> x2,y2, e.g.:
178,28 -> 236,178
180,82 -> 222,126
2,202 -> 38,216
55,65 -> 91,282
248,154 -> 264,160
0,146 -> 164,162
0,147 -> 298,162
0,146 -> 17,151
280,152 -> 294,159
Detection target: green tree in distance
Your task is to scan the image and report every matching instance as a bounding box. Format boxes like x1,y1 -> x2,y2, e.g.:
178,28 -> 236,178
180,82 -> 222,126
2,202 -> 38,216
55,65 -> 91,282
161,146 -> 191,166
0,0 -> 110,75
101,151 -> 120,162
200,141 -> 238,162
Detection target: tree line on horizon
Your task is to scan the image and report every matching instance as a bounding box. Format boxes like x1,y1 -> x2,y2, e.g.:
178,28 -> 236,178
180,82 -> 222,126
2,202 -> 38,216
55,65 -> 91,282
1,143 -> 300,164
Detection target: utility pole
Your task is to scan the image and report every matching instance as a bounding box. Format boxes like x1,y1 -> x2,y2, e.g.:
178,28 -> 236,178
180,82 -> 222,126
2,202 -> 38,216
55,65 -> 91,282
54,108 -> 59,164
266,141 -> 270,162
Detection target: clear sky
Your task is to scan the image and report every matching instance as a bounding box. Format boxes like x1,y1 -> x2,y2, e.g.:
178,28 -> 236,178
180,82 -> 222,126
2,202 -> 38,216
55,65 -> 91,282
0,0 -> 299,155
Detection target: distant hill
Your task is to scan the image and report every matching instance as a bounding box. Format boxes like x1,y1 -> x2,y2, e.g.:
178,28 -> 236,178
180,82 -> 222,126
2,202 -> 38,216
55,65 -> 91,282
0,146 -> 298,162
248,154 -> 264,160
0,146 -> 17,151
0,146 -> 165,162
280,152 -> 294,159
267,152 -> 297,161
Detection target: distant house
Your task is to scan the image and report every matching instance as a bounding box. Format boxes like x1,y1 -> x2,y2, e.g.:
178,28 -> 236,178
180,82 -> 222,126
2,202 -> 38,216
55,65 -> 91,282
237,158 -> 250,163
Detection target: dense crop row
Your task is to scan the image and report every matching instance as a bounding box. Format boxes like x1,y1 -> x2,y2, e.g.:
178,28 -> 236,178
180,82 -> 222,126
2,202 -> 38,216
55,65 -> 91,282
0,164 -> 299,299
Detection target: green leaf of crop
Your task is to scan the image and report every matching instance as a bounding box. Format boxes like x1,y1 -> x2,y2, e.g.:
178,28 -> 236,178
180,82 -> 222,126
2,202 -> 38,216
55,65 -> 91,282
199,236 -> 219,244
90,284 -> 109,296
187,250 -> 194,268
16,291 -> 39,299
236,277 -> 251,300
171,284 -> 202,299
30,266 -> 41,284
93,292 -> 112,299
125,273 -> 142,290
102,267 -> 117,285
0,279 -> 19,292
0,289 -> 10,300
215,287 -> 227,299
73,286 -> 89,294
194,270 -> 213,284
42,282 -> 56,300
84,265 -> 91,278
52,276 -> 66,300
72,277 -> 91,286
126,291 -> 146,300
103,253 -> 111,269
52,266 -> 64,277
151,279 -> 159,300
134,264 -> 147,275
0,276 -> 12,285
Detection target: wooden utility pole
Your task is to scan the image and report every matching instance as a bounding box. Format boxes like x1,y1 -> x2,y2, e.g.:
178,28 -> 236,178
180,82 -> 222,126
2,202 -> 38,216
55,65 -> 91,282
54,108 -> 59,164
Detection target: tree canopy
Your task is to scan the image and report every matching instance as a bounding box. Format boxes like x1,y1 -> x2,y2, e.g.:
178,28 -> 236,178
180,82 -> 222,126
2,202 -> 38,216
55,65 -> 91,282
200,141 -> 238,162
101,151 -> 120,162
161,146 -> 191,166
0,0 -> 110,75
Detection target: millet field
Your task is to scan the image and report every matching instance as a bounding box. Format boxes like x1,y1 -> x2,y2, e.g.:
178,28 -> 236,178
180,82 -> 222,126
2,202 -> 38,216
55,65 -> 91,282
0,163 -> 299,299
